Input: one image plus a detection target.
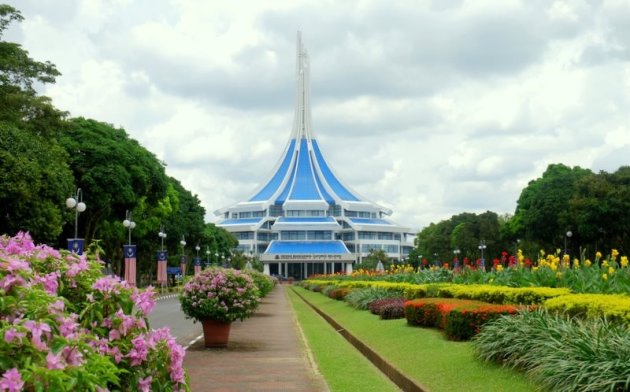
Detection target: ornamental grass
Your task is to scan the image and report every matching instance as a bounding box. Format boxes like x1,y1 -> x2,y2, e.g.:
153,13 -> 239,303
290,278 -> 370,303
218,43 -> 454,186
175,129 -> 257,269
473,309 -> 630,392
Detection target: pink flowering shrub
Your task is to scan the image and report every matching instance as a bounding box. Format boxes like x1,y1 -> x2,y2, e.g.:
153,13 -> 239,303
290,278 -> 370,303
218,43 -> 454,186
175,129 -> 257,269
0,232 -> 189,391
180,267 -> 260,323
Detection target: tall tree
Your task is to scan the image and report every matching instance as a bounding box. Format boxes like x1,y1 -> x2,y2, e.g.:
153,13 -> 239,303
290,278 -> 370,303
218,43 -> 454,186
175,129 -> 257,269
512,163 -> 591,249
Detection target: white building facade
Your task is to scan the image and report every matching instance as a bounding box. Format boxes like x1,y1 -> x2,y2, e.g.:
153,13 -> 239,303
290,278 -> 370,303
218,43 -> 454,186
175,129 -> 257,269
216,34 -> 415,278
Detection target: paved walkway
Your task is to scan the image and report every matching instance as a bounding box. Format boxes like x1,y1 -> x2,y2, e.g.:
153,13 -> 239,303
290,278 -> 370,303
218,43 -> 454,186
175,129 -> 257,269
184,284 -> 329,392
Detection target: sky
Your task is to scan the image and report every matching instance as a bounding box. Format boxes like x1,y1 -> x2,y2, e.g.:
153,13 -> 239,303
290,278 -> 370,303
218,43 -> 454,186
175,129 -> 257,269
6,0 -> 630,232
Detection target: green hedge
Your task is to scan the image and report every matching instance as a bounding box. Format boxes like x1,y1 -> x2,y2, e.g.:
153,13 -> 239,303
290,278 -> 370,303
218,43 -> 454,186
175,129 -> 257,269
544,293 -> 630,325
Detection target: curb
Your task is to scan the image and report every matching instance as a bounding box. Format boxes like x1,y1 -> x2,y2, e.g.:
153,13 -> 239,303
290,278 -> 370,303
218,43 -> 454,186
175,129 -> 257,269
291,287 -> 428,392
156,294 -> 178,301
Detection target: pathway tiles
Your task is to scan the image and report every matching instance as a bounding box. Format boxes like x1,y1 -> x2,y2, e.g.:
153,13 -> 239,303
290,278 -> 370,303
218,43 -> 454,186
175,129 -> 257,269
184,284 -> 329,392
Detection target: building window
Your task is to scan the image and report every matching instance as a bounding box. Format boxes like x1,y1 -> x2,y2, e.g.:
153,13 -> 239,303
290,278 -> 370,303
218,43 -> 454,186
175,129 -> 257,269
240,211 -> 252,218
377,232 -> 393,240
286,210 -> 324,217
358,231 -> 377,240
327,204 -> 341,216
342,232 -> 355,241
344,210 -> 357,217
252,211 -> 265,217
269,205 -> 283,217
281,231 -> 306,240
306,231 -> 332,240
235,232 -> 254,240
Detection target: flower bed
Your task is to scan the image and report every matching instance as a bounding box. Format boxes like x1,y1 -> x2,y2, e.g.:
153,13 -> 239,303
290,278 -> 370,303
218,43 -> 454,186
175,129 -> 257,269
0,232 -> 188,391
405,298 -> 524,340
543,293 -> 630,325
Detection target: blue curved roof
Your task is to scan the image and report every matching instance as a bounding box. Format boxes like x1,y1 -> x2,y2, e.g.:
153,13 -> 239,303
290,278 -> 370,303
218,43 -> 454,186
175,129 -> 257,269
249,139 -> 296,202
287,139 -> 322,200
312,140 -> 359,201
265,240 -> 349,254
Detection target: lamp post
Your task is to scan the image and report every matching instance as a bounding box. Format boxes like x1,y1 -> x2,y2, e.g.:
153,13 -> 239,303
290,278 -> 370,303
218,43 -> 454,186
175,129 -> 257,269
453,249 -> 461,269
478,240 -> 487,271
158,226 -> 167,250
179,235 -> 187,278
564,231 -> 573,256
123,210 -> 136,246
215,252 -> 219,267
246,249 -> 254,270
433,252 -> 439,267
66,188 -> 87,254
122,210 -> 137,286
206,246 -> 211,268
157,226 -> 168,289
194,244 -> 201,276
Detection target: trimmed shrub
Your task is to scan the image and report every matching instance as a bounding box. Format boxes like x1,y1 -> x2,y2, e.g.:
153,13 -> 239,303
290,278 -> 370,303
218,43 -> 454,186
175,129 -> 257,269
321,285 -> 338,298
444,304 -> 521,341
543,293 -> 630,325
368,298 -> 406,319
405,298 -> 524,340
328,287 -> 351,300
473,309 -> 630,392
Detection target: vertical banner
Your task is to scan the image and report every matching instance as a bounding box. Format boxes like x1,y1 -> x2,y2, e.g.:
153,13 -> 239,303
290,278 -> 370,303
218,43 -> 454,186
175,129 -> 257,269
180,255 -> 186,278
67,238 -> 84,255
194,257 -> 201,276
123,245 -> 137,286
157,251 -> 168,287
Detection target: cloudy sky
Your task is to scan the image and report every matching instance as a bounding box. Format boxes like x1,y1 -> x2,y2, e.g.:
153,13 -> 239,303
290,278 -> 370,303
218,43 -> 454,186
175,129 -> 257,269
6,0 -> 630,231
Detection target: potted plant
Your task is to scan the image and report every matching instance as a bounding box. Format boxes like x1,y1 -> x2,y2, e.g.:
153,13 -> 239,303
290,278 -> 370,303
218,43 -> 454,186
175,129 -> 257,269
179,267 -> 260,347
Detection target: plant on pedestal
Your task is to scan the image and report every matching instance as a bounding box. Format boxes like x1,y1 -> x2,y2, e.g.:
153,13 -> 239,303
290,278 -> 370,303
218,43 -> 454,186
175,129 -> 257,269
179,267 -> 260,347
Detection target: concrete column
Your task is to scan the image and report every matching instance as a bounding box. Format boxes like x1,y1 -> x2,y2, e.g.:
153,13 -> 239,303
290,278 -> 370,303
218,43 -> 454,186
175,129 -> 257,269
323,262 -> 327,275
346,262 -> 353,275
303,262 -> 307,279
263,263 -> 270,276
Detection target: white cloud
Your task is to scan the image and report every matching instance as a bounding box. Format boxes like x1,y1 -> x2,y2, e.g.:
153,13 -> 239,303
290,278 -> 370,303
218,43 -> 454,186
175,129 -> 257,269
8,0 -> 630,230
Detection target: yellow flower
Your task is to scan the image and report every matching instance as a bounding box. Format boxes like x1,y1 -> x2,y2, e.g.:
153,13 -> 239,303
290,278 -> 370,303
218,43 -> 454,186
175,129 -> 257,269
602,273 -> 608,281
609,266 -> 615,275
602,260 -> 609,268
612,249 -> 619,260
573,259 -> 580,269
532,266 -> 539,272
556,272 -> 562,279
621,256 -> 628,268
496,265 -> 504,272
540,249 -> 545,257
595,251 -> 602,260
585,259 -> 592,267
549,263 -> 558,272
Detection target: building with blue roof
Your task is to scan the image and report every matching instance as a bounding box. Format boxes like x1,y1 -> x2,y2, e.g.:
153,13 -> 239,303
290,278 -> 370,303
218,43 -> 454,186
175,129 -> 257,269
216,33 -> 415,279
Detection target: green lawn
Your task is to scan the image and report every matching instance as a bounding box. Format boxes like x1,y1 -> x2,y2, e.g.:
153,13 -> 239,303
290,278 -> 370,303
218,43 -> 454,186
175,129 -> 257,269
291,287 -> 537,392
286,288 -> 401,392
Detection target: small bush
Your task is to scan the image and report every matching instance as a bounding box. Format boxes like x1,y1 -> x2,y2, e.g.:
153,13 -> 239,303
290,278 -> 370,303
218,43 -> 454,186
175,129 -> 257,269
328,287 -> 351,300
473,309 -> 630,392
321,285 -> 338,298
368,298 -> 406,319
244,269 -> 276,297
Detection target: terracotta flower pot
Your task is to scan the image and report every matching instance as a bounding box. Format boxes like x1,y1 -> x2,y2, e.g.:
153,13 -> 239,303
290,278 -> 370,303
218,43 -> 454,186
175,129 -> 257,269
201,319 -> 232,348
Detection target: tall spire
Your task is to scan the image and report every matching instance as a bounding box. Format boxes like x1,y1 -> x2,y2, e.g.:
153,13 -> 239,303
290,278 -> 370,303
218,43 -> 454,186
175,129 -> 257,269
292,31 -> 313,140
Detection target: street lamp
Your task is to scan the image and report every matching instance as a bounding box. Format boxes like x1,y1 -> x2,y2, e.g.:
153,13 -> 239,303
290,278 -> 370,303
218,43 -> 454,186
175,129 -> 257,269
195,244 -> 200,258
215,252 -> 219,267
179,235 -> 186,277
433,252 -> 439,267
206,246 -> 211,268
122,210 -> 136,246
158,226 -> 167,251
453,249 -> 461,269
564,231 -> 573,256
66,188 -> 87,254
478,240 -> 487,270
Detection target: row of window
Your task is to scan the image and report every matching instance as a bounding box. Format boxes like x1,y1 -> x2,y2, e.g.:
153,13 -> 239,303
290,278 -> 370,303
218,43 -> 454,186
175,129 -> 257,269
280,231 -> 333,240
228,206 -> 380,219
360,244 -> 400,253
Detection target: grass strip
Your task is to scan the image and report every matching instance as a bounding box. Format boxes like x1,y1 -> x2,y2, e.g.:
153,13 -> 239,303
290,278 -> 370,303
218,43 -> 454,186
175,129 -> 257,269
286,287 -> 401,392
294,287 -> 537,392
